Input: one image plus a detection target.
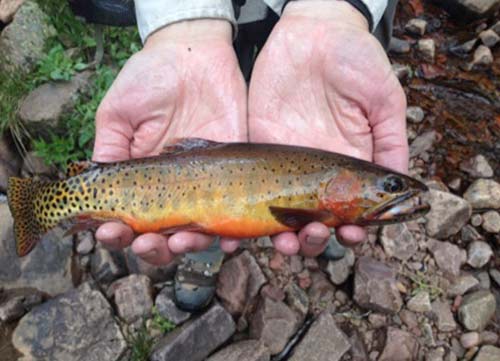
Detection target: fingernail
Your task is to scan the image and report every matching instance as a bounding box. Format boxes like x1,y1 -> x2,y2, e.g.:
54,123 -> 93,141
139,249 -> 158,259
306,236 -> 326,245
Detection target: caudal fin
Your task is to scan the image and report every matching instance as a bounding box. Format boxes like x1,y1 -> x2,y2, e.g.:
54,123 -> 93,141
7,177 -> 44,256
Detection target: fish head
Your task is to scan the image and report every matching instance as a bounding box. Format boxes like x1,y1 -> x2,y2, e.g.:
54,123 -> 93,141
320,167 -> 430,225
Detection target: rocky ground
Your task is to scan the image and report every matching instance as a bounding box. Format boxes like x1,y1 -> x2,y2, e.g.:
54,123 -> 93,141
0,0 -> 499,361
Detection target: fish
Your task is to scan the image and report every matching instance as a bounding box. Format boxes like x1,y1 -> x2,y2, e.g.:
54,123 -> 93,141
7,138 -> 430,257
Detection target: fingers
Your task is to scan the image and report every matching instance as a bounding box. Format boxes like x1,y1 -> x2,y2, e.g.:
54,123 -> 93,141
131,233 -> 174,266
95,222 -> 134,250
220,238 -> 241,253
297,222 -> 331,257
336,225 -> 367,246
272,232 -> 301,255
167,232 -> 214,254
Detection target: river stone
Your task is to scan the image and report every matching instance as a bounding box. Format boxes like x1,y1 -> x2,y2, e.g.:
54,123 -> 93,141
481,211 -> 500,233
206,340 -> 270,361
467,241 -> 493,268
90,246 -> 127,284
460,155 -> 494,178
288,312 -> 350,361
0,202 -> 74,295
0,288 -> 44,323
432,300 -> 457,332
464,179 -> 500,209
405,18 -> 427,35
389,37 -> 411,53
424,190 -> 472,238
155,286 -> 191,325
110,274 -> 154,324
379,327 -> 419,361
448,275 -> 480,297
150,302 -> 235,361
479,29 -> 500,46
12,283 -> 127,361
353,256 -> 402,314
379,223 -> 417,261
0,158 -> 17,193
428,239 -> 466,277
325,248 -> 355,285
418,38 -> 436,62
407,291 -> 432,313
440,0 -> 500,19
458,290 -> 496,331
410,130 -> 437,157
474,345 -> 500,361
406,106 -> 425,123
0,0 -> 56,73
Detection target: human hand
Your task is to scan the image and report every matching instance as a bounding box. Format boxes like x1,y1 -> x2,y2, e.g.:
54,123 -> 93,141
248,1 -> 408,257
92,19 -> 247,265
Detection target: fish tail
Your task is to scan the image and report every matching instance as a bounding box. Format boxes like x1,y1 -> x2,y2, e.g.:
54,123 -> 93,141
7,177 -> 45,256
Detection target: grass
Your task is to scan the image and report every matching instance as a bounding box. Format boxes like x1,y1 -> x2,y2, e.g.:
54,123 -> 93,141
0,0 -> 140,169
402,269 -> 444,300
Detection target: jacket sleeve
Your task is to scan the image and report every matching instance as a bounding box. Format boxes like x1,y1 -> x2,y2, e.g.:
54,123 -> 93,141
134,0 -> 237,43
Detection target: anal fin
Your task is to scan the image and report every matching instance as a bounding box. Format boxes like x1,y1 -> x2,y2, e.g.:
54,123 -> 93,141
269,206 -> 335,229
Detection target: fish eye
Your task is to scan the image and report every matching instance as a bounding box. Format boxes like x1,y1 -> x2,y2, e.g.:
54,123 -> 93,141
383,175 -> 406,193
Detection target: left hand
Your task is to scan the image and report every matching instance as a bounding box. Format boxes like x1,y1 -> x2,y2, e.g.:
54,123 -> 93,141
246,1 -> 408,257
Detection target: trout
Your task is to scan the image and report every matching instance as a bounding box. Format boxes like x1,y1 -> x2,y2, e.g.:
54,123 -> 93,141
8,139 -> 430,256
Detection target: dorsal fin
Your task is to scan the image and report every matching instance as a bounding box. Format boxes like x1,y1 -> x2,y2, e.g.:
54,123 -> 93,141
66,161 -> 97,177
161,138 -> 222,154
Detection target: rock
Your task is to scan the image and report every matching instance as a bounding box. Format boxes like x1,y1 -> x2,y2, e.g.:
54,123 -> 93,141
432,300 -> 457,332
0,159 -> 17,193
250,297 -> 298,355
76,231 -> 95,255
410,130 -> 437,157
474,346 -> 500,361
471,45 -> 493,68
0,0 -> 24,23
90,246 -> 127,284
151,303 -> 235,361
441,0 -> 500,19
110,274 -> 153,324
21,151 -> 56,176
480,331 -> 499,345
448,275 -> 480,297
353,256 -> 402,314
427,347 -> 445,361
479,28 -> 500,47
379,327 -> 419,361
406,106 -> 425,123
155,286 -> 191,325
206,340 -> 270,361
0,288 -> 43,323
464,179 -> 500,209
321,231 -> 346,260
0,0 -> 56,73
458,290 -> 496,331
461,225 -> 484,242
424,190 -> 472,238
467,241 -> 493,268
407,291 -> 432,313
12,283 -> 127,361
471,214 -> 483,227
288,312 -> 350,361
405,18 -> 427,35
492,20 -> 500,34
260,285 -> 285,302
489,269 -> 500,287
428,239 -> 466,276
392,63 -> 412,80
461,332 -> 481,349
325,248 -> 355,285
284,282 -> 309,321
389,37 -> 411,53
418,38 -> 436,62
482,211 -> 500,233
19,71 -> 92,128
476,271 -> 491,289
460,155 -> 494,178
216,250 -> 266,315
379,223 -> 417,261
0,203 -> 74,295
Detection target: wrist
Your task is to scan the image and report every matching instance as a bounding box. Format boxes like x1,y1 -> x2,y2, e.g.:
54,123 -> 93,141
144,19 -> 233,48
282,1 -> 369,31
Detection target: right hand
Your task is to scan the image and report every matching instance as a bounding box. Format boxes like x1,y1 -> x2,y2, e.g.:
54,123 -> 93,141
92,20 -> 247,265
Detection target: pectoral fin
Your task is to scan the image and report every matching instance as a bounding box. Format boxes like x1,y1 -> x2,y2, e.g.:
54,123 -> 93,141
269,207 -> 335,229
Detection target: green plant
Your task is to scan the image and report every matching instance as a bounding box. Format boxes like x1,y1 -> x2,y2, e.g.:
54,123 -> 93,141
126,321 -> 155,361
150,307 -> 176,334
402,269 -> 444,300
32,44 -> 87,85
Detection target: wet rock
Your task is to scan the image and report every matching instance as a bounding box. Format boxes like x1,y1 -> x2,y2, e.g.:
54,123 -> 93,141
321,231 -> 346,260
76,231 -> 95,255
410,130 -> 437,157
418,38 -> 436,62
479,29 -> 500,47
0,288 -> 43,323
460,155 -> 494,178
0,202 -> 74,295
0,0 -> 56,73
392,63 -> 412,80
432,300 -> 457,332
463,179 -> 500,209
21,151 -> 56,176
216,250 -> 266,315
471,45 -> 493,68
448,275 -> 480,297
389,37 -> 411,53
379,327 -> 419,361
407,291 -> 432,313
461,332 -> 481,349
353,256 -> 402,314
90,246 -> 127,284
474,346 -> 500,361
325,248 -> 355,285
424,190 -> 472,238
458,290 -> 496,331
151,303 -> 235,361
207,340 -> 270,361
481,211 -> 500,233
284,282 -> 309,322
110,274 -> 153,323
12,283 -> 127,361
379,223 -> 417,261
0,0 -> 24,23
406,18 -> 427,35
467,241 -> 493,268
19,72 -> 92,128
288,312 -> 350,361
428,239 -> 466,276
249,297 -> 298,354
406,106 -> 425,123
155,286 -> 191,325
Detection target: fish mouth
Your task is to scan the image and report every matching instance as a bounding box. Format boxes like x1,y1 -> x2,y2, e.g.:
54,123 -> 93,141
362,190 -> 431,225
